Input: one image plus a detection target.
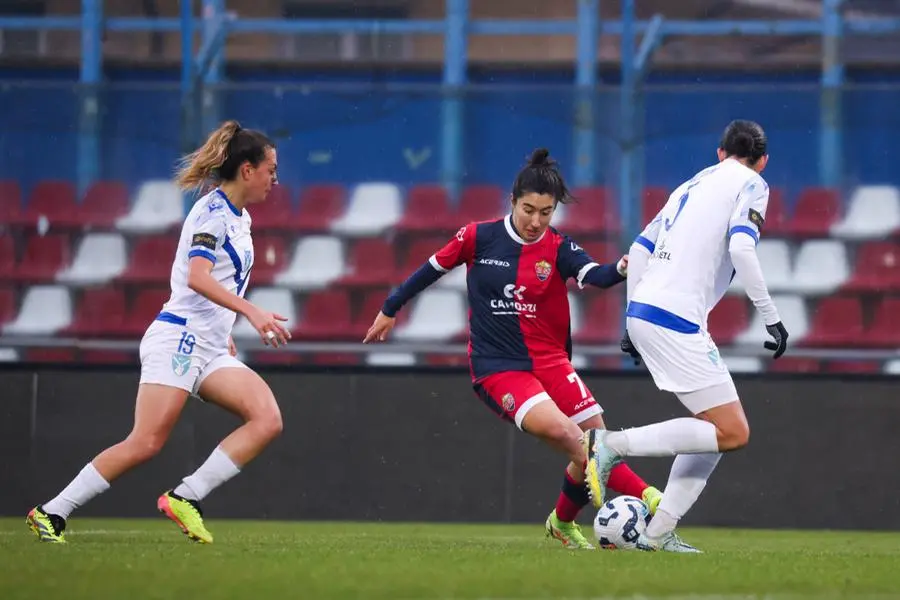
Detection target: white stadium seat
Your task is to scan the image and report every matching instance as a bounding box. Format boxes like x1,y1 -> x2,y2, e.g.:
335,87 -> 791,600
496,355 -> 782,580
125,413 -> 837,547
330,183 -> 402,237
831,185 -> 900,240
366,352 -> 417,366
57,233 -> 128,286
275,236 -> 345,290
790,240 -> 850,295
723,356 -> 763,373
3,286 -> 72,335
116,180 -> 184,234
883,360 -> 900,375
394,290 -> 466,341
0,348 -> 19,362
232,288 -> 296,340
568,293 -> 583,337
436,265 -> 468,291
735,294 -> 808,345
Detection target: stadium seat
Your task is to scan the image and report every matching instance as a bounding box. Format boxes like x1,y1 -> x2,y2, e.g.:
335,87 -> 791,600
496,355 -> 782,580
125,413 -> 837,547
863,297 -> 900,348
232,288 -> 296,340
843,241 -> 900,292
735,294 -> 808,345
882,359 -> 900,375
786,187 -> 840,237
553,187 -> 620,235
294,184 -> 345,231
57,233 -> 128,286
116,180 -> 184,233
0,180 -> 23,226
24,348 -> 77,363
366,352 -> 417,366
580,241 -> 622,266
790,240 -> 850,294
769,357 -> 821,373
801,296 -> 864,347
250,235 -> 289,285
0,348 -> 18,362
568,293 -> 583,337
119,235 -> 177,284
116,287 -> 170,337
350,288 -> 395,338
17,180 -> 77,229
3,285 -> 72,335
456,185 -> 505,223
435,265 -> 468,291
80,350 -> 135,365
397,185 -> 453,233
763,187 -> 788,235
65,287 -> 127,337
393,290 -> 466,341
248,184 -> 294,231
707,296 -> 749,345
78,181 -> 130,228
828,360 -> 880,374
0,287 -> 16,326
831,185 -> 900,240
294,290 -> 353,340
573,293 -> 623,344
330,183 -> 402,237
14,233 -> 71,282
722,356 -> 763,373
729,239 -> 792,295
340,238 -> 399,287
641,187 -> 669,223
402,237 -> 446,274
274,236 -> 345,290
0,236 -> 16,281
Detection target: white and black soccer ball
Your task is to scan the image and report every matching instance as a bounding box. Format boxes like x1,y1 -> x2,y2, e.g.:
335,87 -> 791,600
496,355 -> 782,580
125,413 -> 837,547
593,495 -> 651,550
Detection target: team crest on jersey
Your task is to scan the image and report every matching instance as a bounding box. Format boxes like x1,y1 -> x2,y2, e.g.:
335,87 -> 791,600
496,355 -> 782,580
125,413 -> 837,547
501,392 -> 516,412
534,260 -> 552,281
171,353 -> 192,376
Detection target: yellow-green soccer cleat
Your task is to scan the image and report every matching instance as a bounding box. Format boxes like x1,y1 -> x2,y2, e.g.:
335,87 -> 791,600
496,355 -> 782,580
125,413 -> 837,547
26,506 -> 66,543
642,486 -> 663,516
157,490 -> 213,544
545,510 -> 595,550
583,429 -> 621,509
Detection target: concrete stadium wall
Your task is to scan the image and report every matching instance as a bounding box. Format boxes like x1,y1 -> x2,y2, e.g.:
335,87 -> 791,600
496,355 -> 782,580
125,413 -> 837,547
1,366 -> 897,530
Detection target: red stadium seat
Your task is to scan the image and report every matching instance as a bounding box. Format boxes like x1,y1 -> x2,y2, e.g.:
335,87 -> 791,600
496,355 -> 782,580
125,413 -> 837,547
402,238 -> 447,273
77,181 -> 130,228
863,297 -> 900,348
24,348 -> 77,363
0,287 -> 16,325
0,181 -> 23,226
119,235 -> 177,284
843,242 -> 900,292
18,181 -> 78,228
763,187 -> 789,235
768,357 -> 821,373
80,350 -> 135,364
65,287 -> 127,337
580,241 -> 620,264
351,288 -> 404,338
294,184 -> 345,231
13,233 -> 71,282
249,351 -> 304,366
398,185 -> 453,233
801,296 -> 864,347
0,236 -> 16,281
707,296 -> 749,346
340,238 -> 399,287
117,287 -> 171,337
425,354 -> 468,367
250,235 -> 289,285
560,187 -> 620,235
786,187 -> 841,237
249,184 -> 294,230
294,290 -> 353,340
573,293 -> 623,344
641,187 -> 669,223
828,360 -> 880,374
456,185 -> 505,223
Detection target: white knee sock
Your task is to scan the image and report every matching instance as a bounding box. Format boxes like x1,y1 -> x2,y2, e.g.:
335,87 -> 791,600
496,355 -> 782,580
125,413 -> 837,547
174,446 -> 241,502
604,418 -> 719,457
42,462 -> 110,519
645,452 -> 722,539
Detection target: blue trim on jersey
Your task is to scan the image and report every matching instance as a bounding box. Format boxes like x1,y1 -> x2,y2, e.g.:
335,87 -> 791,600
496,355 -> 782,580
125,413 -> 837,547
634,235 -> 655,253
626,301 -> 700,334
156,311 -> 187,326
188,248 -> 217,264
222,235 -> 250,295
215,188 -> 242,217
729,225 -> 759,244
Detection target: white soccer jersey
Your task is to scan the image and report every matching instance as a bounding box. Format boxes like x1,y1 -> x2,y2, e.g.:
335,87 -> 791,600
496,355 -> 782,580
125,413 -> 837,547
629,158 -> 769,331
158,188 -> 254,347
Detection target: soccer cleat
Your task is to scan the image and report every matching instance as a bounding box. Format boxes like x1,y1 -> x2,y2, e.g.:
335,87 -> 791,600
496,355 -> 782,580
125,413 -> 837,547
157,490 -> 213,544
642,486 -> 663,516
583,429 -> 621,509
545,510 -> 595,550
26,506 -> 67,543
635,530 -> 703,554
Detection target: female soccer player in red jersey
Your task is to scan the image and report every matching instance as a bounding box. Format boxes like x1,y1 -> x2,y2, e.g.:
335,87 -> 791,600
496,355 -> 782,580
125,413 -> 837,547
364,148 -> 661,549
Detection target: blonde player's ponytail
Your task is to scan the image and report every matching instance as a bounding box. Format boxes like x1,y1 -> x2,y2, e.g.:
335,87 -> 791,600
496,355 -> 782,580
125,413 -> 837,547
175,120 -> 242,191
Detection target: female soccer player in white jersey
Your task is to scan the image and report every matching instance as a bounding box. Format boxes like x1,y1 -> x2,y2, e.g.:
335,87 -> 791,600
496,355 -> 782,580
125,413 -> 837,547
583,120 -> 789,553
26,120 -> 290,544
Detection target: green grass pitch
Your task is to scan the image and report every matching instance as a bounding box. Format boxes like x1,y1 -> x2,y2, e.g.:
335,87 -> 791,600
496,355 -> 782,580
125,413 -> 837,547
2,518 -> 899,599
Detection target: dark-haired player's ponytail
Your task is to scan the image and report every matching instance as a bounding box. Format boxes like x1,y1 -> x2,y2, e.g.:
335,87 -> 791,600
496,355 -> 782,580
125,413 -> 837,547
512,147 -> 573,205
529,148 -> 551,167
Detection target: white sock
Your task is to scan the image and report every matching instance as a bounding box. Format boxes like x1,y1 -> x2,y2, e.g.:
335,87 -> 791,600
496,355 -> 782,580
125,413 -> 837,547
42,462 -> 110,520
645,452 -> 722,538
174,446 -> 241,502
604,418 -> 719,457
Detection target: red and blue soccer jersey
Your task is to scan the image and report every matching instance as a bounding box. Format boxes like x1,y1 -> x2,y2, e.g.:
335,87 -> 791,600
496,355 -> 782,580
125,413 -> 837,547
426,215 -> 624,381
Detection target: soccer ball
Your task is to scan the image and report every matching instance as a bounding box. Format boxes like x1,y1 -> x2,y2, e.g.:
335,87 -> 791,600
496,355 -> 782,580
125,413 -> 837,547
593,495 -> 651,550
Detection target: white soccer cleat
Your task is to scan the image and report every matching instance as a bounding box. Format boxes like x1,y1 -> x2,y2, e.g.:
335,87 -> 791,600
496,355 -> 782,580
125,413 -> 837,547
635,530 -> 703,553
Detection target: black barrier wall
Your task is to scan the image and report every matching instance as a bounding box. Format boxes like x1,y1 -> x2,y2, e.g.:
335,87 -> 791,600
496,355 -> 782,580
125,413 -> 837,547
1,366 -> 899,530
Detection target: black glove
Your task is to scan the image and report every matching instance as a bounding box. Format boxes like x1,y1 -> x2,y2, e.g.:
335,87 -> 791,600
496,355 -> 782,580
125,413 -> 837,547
764,321 -> 789,359
620,330 -> 642,366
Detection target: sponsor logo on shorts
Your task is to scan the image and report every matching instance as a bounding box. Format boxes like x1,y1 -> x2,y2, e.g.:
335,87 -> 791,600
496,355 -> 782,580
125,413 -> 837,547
172,353 -> 192,376
534,260 -> 552,281
501,392 -> 516,412
707,348 -> 720,365
573,398 -> 594,411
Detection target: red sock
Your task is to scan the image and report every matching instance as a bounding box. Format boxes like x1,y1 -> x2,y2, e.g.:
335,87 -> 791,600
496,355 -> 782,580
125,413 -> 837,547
607,462 -> 649,499
555,470 -> 589,522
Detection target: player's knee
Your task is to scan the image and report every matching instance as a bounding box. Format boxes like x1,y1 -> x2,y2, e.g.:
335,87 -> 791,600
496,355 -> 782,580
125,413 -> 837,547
126,433 -> 168,462
251,396 -> 283,442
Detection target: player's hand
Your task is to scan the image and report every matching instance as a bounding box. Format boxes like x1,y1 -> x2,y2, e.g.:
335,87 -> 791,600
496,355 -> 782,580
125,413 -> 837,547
364,311 -> 396,343
617,254 -> 628,277
763,321 -> 789,359
227,336 -> 237,356
620,330 -> 642,366
244,304 -> 291,348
